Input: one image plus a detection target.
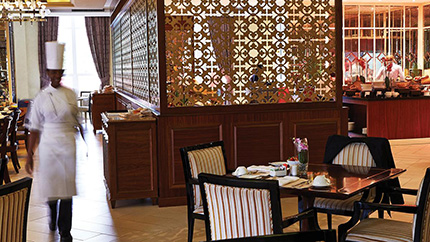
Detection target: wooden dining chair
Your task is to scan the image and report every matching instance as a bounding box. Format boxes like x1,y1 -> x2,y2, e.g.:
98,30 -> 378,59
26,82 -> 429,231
0,116 -> 12,185
314,135 -> 402,230
338,167 -> 430,242
6,109 -> 22,173
198,173 -> 333,241
180,141 -> 228,242
0,177 -> 33,242
78,91 -> 91,122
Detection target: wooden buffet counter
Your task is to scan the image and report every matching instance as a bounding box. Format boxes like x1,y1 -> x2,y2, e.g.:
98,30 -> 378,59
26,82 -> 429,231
343,96 -> 430,139
101,112 -> 158,208
91,93 -> 116,133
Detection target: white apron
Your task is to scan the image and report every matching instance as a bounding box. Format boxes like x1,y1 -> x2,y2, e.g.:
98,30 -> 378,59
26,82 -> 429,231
29,86 -> 79,200
38,124 -> 77,199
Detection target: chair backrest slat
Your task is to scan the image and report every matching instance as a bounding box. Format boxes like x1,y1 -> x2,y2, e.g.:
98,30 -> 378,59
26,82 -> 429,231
0,177 -> 32,242
332,143 -> 376,167
199,173 -> 283,241
181,141 -> 227,211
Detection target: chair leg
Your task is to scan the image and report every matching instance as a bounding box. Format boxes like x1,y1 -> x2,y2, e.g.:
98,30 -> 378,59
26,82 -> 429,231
188,216 -> 195,242
11,151 -> 20,173
327,213 -> 332,230
3,164 -> 10,184
378,209 -> 384,218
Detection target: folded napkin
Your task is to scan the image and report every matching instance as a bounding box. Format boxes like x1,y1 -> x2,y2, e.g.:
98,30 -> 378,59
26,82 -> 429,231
276,176 -> 300,186
247,165 -> 273,173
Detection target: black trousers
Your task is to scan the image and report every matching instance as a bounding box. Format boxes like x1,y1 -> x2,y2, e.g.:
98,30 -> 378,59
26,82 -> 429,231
48,198 -> 72,236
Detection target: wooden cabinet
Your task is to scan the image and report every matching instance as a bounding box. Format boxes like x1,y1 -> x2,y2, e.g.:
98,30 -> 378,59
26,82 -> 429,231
91,93 -> 115,133
101,112 -> 158,208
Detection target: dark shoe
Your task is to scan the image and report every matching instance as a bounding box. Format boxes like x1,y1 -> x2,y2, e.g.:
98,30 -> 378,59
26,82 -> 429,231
49,221 -> 56,231
60,234 -> 72,242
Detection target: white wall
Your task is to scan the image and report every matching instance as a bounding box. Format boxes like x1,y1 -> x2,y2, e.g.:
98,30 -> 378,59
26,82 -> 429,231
13,22 -> 40,100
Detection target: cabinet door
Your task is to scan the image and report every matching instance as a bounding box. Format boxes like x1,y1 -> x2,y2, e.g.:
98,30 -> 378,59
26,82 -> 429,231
114,122 -> 157,198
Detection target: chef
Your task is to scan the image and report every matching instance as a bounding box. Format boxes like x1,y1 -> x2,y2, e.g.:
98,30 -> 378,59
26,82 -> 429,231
375,55 -> 405,82
26,41 -> 82,242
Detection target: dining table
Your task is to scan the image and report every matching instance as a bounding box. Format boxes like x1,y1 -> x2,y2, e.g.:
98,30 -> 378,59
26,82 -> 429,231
274,163 -> 406,231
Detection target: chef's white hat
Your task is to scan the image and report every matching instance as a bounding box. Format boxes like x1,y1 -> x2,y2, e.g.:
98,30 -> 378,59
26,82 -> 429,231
45,41 -> 65,70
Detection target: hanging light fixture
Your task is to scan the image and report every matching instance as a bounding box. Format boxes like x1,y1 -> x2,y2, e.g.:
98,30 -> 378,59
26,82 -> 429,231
0,0 -> 49,22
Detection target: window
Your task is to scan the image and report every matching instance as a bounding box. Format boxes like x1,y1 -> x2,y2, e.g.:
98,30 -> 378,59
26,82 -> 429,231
58,16 -> 100,94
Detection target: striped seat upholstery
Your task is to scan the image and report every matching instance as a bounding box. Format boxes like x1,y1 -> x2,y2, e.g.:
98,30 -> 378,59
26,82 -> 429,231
315,143 -> 376,211
314,194 -> 363,212
344,170 -> 430,242
346,218 -> 413,242
188,146 -> 226,210
203,183 -> 273,241
0,177 -> 32,242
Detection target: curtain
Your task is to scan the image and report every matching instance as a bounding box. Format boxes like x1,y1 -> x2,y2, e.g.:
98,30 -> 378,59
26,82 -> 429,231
85,17 -> 111,88
208,16 -> 234,76
38,17 -> 59,88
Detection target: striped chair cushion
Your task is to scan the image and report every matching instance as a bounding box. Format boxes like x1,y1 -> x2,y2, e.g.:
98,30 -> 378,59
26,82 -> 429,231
204,183 -> 273,241
0,188 -> 28,242
188,146 -> 226,210
332,143 -> 376,167
314,194 -> 363,212
346,218 -> 412,242
314,189 -> 376,212
315,143 -> 376,212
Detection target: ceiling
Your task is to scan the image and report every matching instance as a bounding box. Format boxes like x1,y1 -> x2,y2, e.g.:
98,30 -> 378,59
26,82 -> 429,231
48,0 -> 112,10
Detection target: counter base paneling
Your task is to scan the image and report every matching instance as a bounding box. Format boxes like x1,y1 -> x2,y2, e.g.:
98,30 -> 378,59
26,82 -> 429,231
343,96 -> 430,139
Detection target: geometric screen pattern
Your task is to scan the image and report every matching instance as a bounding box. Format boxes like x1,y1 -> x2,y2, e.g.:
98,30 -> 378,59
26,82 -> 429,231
165,0 -> 336,107
112,0 -> 160,108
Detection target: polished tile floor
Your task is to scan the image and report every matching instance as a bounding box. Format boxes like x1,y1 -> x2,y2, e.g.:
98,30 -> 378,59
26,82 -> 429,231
8,124 -> 430,241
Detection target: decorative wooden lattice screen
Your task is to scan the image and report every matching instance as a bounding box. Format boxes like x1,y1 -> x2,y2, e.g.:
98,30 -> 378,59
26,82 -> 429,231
112,0 -> 336,109
165,0 -> 336,107
112,0 -> 160,108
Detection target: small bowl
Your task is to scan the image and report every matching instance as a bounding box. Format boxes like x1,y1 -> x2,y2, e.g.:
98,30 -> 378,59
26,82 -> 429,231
393,92 -> 399,98
385,92 -> 392,98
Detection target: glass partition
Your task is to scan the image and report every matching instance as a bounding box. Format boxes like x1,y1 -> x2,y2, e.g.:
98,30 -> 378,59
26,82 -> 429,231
344,5 -> 419,83
425,5 -> 430,70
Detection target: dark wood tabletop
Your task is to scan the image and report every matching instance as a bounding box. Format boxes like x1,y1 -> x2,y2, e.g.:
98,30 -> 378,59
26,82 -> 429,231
280,163 -> 406,200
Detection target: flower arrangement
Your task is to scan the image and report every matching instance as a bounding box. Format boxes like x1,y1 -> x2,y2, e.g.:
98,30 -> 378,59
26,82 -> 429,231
292,137 -> 309,176
293,137 -> 309,164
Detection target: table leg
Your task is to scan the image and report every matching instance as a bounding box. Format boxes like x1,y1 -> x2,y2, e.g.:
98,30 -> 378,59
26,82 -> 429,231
298,195 -> 317,231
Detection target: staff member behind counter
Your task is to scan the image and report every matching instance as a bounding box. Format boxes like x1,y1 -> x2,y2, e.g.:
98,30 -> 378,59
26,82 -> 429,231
375,55 -> 405,82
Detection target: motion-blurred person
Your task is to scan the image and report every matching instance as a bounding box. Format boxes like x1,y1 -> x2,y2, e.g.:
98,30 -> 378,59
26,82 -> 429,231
26,41 -> 82,242
376,55 -> 405,82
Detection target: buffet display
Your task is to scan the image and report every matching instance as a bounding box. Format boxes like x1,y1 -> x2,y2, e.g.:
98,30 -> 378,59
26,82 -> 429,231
343,75 -> 430,98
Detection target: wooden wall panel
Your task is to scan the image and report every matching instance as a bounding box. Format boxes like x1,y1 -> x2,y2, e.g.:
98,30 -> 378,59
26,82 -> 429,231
115,125 -> 156,195
157,115 -> 224,205
291,119 -> 339,163
233,123 -> 282,167
157,109 -> 345,206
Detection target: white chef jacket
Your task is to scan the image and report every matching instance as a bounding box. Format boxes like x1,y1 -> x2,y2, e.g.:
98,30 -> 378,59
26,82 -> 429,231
375,63 -> 405,81
29,85 -> 79,200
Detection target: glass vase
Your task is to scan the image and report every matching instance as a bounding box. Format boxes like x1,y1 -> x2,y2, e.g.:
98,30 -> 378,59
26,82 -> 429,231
297,150 -> 309,177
